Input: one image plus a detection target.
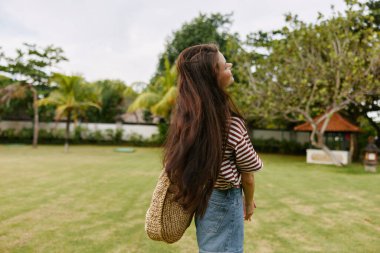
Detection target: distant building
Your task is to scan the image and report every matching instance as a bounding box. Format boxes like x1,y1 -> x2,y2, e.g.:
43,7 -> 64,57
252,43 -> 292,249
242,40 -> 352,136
294,112 -> 361,164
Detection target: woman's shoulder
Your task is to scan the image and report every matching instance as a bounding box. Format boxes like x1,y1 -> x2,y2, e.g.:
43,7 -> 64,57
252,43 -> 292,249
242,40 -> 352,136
230,116 -> 245,123
228,116 -> 247,133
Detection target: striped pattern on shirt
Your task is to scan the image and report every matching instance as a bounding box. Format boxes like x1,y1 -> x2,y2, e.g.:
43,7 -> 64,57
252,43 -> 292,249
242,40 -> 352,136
214,116 -> 264,190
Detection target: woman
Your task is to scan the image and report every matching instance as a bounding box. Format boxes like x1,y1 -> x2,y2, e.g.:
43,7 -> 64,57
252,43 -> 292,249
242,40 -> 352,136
163,43 -> 263,253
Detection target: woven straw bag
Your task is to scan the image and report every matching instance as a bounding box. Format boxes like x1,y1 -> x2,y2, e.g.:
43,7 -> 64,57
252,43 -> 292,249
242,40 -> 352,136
145,170 -> 194,244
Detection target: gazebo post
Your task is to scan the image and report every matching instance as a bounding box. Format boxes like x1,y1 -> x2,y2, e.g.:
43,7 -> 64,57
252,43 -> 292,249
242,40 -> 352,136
349,133 -> 355,163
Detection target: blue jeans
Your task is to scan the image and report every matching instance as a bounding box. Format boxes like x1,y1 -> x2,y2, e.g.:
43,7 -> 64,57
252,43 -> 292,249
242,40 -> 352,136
195,187 -> 244,253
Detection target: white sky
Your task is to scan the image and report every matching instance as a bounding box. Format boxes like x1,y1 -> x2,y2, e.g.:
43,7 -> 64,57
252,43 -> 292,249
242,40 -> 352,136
0,0 -> 347,85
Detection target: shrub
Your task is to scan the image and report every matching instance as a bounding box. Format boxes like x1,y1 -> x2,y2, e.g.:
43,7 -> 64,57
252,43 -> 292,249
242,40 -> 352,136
51,128 -> 66,140
105,129 -> 114,141
88,130 -> 103,144
39,129 -> 51,140
157,122 -> 169,144
114,128 -> 123,144
18,128 -> 33,140
73,125 -> 84,143
252,138 -> 308,155
1,128 -> 16,139
1,125 -> 160,147
127,133 -> 144,146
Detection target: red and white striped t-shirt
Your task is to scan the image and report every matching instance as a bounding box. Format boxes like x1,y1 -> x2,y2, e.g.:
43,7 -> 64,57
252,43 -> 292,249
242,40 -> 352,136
214,116 -> 264,189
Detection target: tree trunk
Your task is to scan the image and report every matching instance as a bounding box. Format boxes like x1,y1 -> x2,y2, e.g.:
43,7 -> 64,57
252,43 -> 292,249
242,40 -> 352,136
310,129 -> 343,167
349,133 -> 357,163
134,112 -> 139,123
31,87 -> 39,149
320,143 -> 343,166
65,110 -> 72,153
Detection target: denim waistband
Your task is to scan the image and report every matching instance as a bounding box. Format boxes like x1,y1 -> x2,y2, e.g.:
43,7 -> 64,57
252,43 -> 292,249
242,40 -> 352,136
212,187 -> 242,198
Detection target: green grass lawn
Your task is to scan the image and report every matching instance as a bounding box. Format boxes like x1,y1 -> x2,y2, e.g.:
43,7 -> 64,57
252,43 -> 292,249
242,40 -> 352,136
0,145 -> 379,253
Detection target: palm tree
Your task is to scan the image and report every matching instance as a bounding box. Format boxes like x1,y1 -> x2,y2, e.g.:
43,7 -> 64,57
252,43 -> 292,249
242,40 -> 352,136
0,81 -> 40,148
127,56 -> 178,120
0,82 -> 28,106
39,73 -> 101,152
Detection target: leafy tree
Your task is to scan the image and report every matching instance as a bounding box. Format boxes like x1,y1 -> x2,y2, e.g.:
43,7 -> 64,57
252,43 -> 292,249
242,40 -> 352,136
0,75 -> 34,121
38,73 -> 101,152
154,13 -> 233,79
0,43 -> 67,147
343,0 -> 380,146
0,82 -> 28,105
139,11 -> 222,119
222,34 -> 273,128
136,13 -> 251,122
128,56 -> 177,120
0,75 -> 18,107
85,79 -> 137,123
367,0 -> 380,29
248,2 -> 380,165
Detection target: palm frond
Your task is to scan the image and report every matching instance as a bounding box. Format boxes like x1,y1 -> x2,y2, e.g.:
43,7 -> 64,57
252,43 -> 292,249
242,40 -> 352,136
151,86 -> 178,117
0,82 -> 28,105
127,92 -> 161,112
54,105 -> 70,121
43,73 -> 102,121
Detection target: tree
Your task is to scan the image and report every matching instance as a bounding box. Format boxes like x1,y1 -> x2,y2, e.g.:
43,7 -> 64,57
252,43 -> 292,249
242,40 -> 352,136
135,13 -> 250,122
0,75 -> 33,121
343,0 -> 380,146
345,94 -> 380,146
38,73 -> 101,152
128,56 -> 177,121
248,2 -> 380,165
154,13 -> 233,79
85,79 -> 137,123
367,0 -> 380,29
0,82 -> 28,106
0,43 -> 67,147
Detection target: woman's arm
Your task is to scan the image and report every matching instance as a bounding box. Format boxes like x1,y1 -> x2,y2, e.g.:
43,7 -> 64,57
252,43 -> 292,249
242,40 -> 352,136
241,172 -> 255,221
228,117 -> 262,220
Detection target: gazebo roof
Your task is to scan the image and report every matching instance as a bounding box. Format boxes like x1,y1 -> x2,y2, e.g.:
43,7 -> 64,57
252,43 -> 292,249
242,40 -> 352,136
294,112 -> 361,132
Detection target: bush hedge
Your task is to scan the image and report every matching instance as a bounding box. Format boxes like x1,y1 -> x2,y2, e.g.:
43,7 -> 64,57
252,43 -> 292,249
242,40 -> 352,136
0,126 -> 163,147
7,126 -> 369,157
251,138 -> 309,155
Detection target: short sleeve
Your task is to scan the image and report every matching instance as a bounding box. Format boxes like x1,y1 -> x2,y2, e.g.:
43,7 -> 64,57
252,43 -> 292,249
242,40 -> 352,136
229,117 -> 263,173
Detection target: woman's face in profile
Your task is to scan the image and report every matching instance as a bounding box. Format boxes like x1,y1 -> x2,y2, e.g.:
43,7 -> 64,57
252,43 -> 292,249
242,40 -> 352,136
216,51 -> 234,88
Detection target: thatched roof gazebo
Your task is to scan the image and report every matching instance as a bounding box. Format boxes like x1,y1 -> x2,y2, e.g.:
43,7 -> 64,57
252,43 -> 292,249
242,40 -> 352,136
294,112 -> 361,165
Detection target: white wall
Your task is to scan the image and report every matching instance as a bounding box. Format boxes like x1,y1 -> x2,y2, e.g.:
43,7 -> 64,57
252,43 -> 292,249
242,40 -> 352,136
0,121 -> 158,140
306,149 -> 351,165
1,120 -> 312,144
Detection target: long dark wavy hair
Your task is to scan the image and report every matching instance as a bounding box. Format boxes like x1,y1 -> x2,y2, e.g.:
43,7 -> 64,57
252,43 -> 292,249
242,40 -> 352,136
163,43 -> 242,217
